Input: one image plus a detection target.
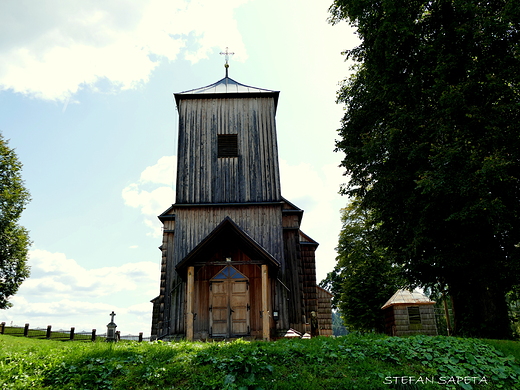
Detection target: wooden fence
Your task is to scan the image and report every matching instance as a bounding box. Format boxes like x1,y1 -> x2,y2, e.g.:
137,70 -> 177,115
0,322 -> 150,342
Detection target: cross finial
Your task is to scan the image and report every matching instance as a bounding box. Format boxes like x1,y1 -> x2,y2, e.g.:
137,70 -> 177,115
109,311 -> 116,322
220,47 -> 234,77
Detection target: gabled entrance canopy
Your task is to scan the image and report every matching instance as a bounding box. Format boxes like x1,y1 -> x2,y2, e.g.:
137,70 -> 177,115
176,216 -> 280,276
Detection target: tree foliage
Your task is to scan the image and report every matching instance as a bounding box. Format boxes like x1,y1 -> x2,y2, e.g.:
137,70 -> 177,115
330,0 -> 520,338
0,133 -> 31,309
321,198 -> 404,332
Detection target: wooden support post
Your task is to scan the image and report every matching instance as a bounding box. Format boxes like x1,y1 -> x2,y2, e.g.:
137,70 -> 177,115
261,264 -> 270,341
70,327 -> 75,340
186,266 -> 195,341
24,323 -> 29,337
0,322 -> 5,335
138,332 -> 143,342
46,325 -> 52,339
91,329 -> 97,342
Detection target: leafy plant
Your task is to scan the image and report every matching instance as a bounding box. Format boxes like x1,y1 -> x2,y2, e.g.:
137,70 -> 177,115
1,334 -> 519,389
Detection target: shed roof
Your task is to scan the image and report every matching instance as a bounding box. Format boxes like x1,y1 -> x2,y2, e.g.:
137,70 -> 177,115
381,289 -> 435,310
174,76 -> 280,109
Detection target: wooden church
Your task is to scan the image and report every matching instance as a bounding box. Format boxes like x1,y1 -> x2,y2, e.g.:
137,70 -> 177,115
150,65 -> 332,340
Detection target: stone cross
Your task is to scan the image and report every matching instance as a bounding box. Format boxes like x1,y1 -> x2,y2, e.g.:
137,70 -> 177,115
106,311 -> 118,342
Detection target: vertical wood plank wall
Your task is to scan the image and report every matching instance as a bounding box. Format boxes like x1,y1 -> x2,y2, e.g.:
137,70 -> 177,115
155,204 -> 285,338
173,205 -> 284,266
176,98 -> 281,204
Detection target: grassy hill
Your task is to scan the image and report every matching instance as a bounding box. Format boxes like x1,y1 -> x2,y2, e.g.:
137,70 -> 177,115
1,333 -> 519,389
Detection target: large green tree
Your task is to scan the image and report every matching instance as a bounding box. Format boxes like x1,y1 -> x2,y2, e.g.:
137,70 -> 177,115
321,198 -> 404,332
0,133 -> 31,309
330,0 -> 520,338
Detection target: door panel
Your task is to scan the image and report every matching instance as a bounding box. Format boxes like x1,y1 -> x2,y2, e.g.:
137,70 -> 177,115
230,281 -> 249,336
210,282 -> 228,337
209,266 -> 250,338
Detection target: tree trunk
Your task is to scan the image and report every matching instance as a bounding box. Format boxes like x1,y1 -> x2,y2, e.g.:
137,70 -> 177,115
450,280 -> 511,339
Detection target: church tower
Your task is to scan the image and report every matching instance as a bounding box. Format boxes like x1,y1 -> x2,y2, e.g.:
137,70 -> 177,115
151,66 -> 332,340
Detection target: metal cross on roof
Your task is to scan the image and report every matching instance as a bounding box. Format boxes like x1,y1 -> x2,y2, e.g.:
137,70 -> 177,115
220,47 -> 234,77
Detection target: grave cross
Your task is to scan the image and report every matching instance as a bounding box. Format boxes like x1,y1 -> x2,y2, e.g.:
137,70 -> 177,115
109,311 -> 116,323
220,47 -> 234,77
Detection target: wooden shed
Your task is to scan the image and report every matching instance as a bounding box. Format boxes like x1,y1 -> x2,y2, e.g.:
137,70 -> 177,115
150,74 -> 332,340
382,289 -> 437,336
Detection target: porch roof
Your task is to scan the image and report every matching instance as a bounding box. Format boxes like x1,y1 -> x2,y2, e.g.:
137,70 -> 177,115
175,216 -> 281,275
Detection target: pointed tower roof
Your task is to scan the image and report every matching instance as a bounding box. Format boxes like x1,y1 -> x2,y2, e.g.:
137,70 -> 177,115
174,76 -> 279,109
381,289 -> 435,310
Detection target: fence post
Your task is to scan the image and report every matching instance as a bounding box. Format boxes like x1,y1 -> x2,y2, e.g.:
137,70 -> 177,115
24,323 -> 29,337
70,327 -> 75,340
0,322 -> 5,335
46,325 -> 52,339
139,332 -> 143,342
91,329 -> 96,342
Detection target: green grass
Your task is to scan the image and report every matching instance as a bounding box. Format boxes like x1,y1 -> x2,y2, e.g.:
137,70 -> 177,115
483,338 -> 520,364
1,333 -> 519,389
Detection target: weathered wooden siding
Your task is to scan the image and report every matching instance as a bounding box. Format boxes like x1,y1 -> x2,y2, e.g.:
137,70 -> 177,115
155,204 -> 284,338
176,97 -> 281,204
317,286 -> 333,337
151,216 -> 188,339
282,229 -> 304,329
192,263 -> 266,339
172,205 -> 284,266
301,244 -> 318,317
384,305 -> 438,336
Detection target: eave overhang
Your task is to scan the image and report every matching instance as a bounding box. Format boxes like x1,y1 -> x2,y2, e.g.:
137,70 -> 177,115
174,76 -> 280,111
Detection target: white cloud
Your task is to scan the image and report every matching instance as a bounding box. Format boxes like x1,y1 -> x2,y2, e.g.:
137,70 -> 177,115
122,155 -> 176,236
0,0 -> 249,101
139,155 -> 177,185
122,184 -> 175,216
3,249 -> 159,334
20,249 -> 159,299
7,297 -> 116,319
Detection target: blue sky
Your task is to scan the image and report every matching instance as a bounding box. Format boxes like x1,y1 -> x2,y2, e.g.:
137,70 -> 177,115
0,0 -> 358,335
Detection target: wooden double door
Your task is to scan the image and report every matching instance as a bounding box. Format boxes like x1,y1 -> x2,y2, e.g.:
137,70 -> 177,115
209,266 -> 250,338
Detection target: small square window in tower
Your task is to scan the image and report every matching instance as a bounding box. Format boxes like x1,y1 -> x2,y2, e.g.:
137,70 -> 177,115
218,134 -> 238,157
